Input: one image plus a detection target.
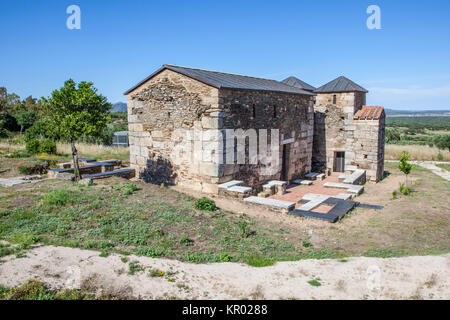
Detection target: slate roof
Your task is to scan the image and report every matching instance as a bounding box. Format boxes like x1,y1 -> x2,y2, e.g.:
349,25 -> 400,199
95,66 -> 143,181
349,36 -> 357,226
281,76 -> 316,92
124,65 -> 315,96
314,76 -> 368,93
354,106 -> 385,120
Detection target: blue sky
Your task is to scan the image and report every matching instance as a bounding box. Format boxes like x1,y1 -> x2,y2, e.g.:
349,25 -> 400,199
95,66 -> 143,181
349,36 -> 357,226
1,0 -> 450,110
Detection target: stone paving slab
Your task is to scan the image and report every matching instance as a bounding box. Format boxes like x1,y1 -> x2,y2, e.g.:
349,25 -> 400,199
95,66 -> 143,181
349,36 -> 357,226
292,179 -> 313,185
0,178 -> 31,187
244,196 -> 296,210
218,180 -> 243,189
305,172 -> 320,180
83,168 -> 135,179
343,169 -> 366,185
335,193 -> 353,200
323,182 -> 364,194
290,209 -> 339,223
227,186 -> 252,193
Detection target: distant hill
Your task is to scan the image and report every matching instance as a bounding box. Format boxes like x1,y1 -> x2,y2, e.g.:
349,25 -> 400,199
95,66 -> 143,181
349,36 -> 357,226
385,108 -> 450,117
110,102 -> 127,113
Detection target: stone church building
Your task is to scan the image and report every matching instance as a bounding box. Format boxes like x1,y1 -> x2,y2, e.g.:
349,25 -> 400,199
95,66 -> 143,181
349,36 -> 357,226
124,65 -> 385,194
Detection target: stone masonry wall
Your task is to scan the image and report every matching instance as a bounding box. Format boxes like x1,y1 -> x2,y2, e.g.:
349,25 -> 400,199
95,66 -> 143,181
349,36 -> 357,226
126,69 -> 222,193
313,92 -> 384,182
127,70 -> 315,193
219,89 -> 315,189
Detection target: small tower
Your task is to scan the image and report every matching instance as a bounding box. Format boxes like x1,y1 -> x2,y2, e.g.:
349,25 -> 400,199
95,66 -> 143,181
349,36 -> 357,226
312,76 -> 385,181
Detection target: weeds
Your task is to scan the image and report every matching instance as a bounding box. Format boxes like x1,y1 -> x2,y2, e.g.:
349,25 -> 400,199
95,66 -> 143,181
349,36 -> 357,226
128,261 -> 144,275
308,278 -> 322,287
194,197 -> 216,211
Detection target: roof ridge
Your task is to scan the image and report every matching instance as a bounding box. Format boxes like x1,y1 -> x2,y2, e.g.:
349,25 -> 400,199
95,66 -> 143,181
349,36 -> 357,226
165,64 -> 285,83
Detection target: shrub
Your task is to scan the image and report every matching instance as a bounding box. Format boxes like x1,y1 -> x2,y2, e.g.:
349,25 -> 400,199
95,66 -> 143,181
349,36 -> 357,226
399,183 -> 411,196
194,197 -> 216,211
219,252 -> 232,262
123,183 -> 137,196
43,188 -> 78,206
392,190 -> 398,199
237,220 -> 253,238
39,139 -> 56,154
178,234 -> 194,246
25,139 -> 40,154
245,255 -> 275,267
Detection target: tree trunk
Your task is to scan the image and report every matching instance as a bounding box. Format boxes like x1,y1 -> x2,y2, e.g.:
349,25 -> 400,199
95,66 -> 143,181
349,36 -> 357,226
405,174 -> 408,188
71,141 -> 82,181
20,125 -> 23,134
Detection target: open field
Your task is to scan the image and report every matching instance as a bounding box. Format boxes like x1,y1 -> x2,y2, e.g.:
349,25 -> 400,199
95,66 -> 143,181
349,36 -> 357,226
0,140 -> 129,178
385,144 -> 450,161
0,161 -> 449,264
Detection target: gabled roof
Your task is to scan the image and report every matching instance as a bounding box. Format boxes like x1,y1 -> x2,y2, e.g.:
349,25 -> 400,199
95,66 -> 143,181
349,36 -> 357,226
354,106 -> 384,120
124,65 -> 315,96
314,76 -> 368,93
281,76 -> 316,92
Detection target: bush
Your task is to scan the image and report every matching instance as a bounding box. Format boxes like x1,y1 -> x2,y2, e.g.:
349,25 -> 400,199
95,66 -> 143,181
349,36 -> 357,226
25,139 -> 40,154
43,188 -> 79,206
194,197 -> 216,211
39,139 -> 56,154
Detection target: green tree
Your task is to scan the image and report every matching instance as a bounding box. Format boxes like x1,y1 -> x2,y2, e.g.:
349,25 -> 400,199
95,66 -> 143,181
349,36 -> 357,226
385,128 -> 401,143
43,79 -> 112,180
432,134 -> 450,151
398,151 -> 415,187
14,108 -> 37,134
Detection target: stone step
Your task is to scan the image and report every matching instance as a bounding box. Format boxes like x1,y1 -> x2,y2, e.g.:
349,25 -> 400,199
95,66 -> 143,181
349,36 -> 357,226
218,180 -> 243,190
292,179 -> 313,186
262,180 -> 287,195
304,172 -> 320,180
227,186 -> 252,193
335,193 -> 354,200
342,169 -> 366,185
323,182 -> 364,195
244,196 -> 296,211
316,173 -> 326,180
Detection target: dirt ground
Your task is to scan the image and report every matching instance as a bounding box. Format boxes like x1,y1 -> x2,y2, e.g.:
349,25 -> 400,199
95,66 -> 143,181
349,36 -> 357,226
173,162 -> 450,256
0,245 -> 448,300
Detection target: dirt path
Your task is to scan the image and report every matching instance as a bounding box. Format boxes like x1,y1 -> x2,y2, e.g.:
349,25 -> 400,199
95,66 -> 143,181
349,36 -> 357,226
1,245 -> 448,300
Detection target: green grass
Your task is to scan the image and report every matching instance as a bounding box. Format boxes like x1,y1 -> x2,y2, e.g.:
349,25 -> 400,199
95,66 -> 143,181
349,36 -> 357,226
436,163 -> 450,172
1,179 -> 344,265
308,278 -> 322,287
244,255 -> 275,267
363,248 -> 404,258
0,279 -> 131,300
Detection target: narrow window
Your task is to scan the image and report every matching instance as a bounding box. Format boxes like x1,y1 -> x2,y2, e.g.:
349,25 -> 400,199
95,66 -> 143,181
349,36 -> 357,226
333,95 -> 337,104
252,105 -> 256,119
273,106 -> 277,118
167,112 -> 171,118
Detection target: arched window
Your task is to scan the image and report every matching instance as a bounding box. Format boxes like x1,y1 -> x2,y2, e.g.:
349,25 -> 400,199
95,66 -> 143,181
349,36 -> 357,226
333,94 -> 337,104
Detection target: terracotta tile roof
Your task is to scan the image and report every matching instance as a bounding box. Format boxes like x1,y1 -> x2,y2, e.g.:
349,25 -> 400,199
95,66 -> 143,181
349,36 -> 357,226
354,105 -> 385,120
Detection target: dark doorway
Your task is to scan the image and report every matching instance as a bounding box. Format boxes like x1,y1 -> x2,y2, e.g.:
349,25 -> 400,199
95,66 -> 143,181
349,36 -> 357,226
334,151 -> 345,172
281,144 -> 290,181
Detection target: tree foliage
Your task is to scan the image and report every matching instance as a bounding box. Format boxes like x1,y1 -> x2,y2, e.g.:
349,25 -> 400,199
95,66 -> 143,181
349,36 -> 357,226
398,151 -> 415,187
43,79 -> 112,142
43,79 -> 112,179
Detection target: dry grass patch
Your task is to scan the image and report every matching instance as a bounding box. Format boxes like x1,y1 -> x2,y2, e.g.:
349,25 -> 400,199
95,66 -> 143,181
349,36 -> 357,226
385,144 -> 450,161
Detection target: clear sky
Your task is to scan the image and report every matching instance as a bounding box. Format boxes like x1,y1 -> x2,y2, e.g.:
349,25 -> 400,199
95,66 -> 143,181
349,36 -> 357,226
1,0 -> 450,110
